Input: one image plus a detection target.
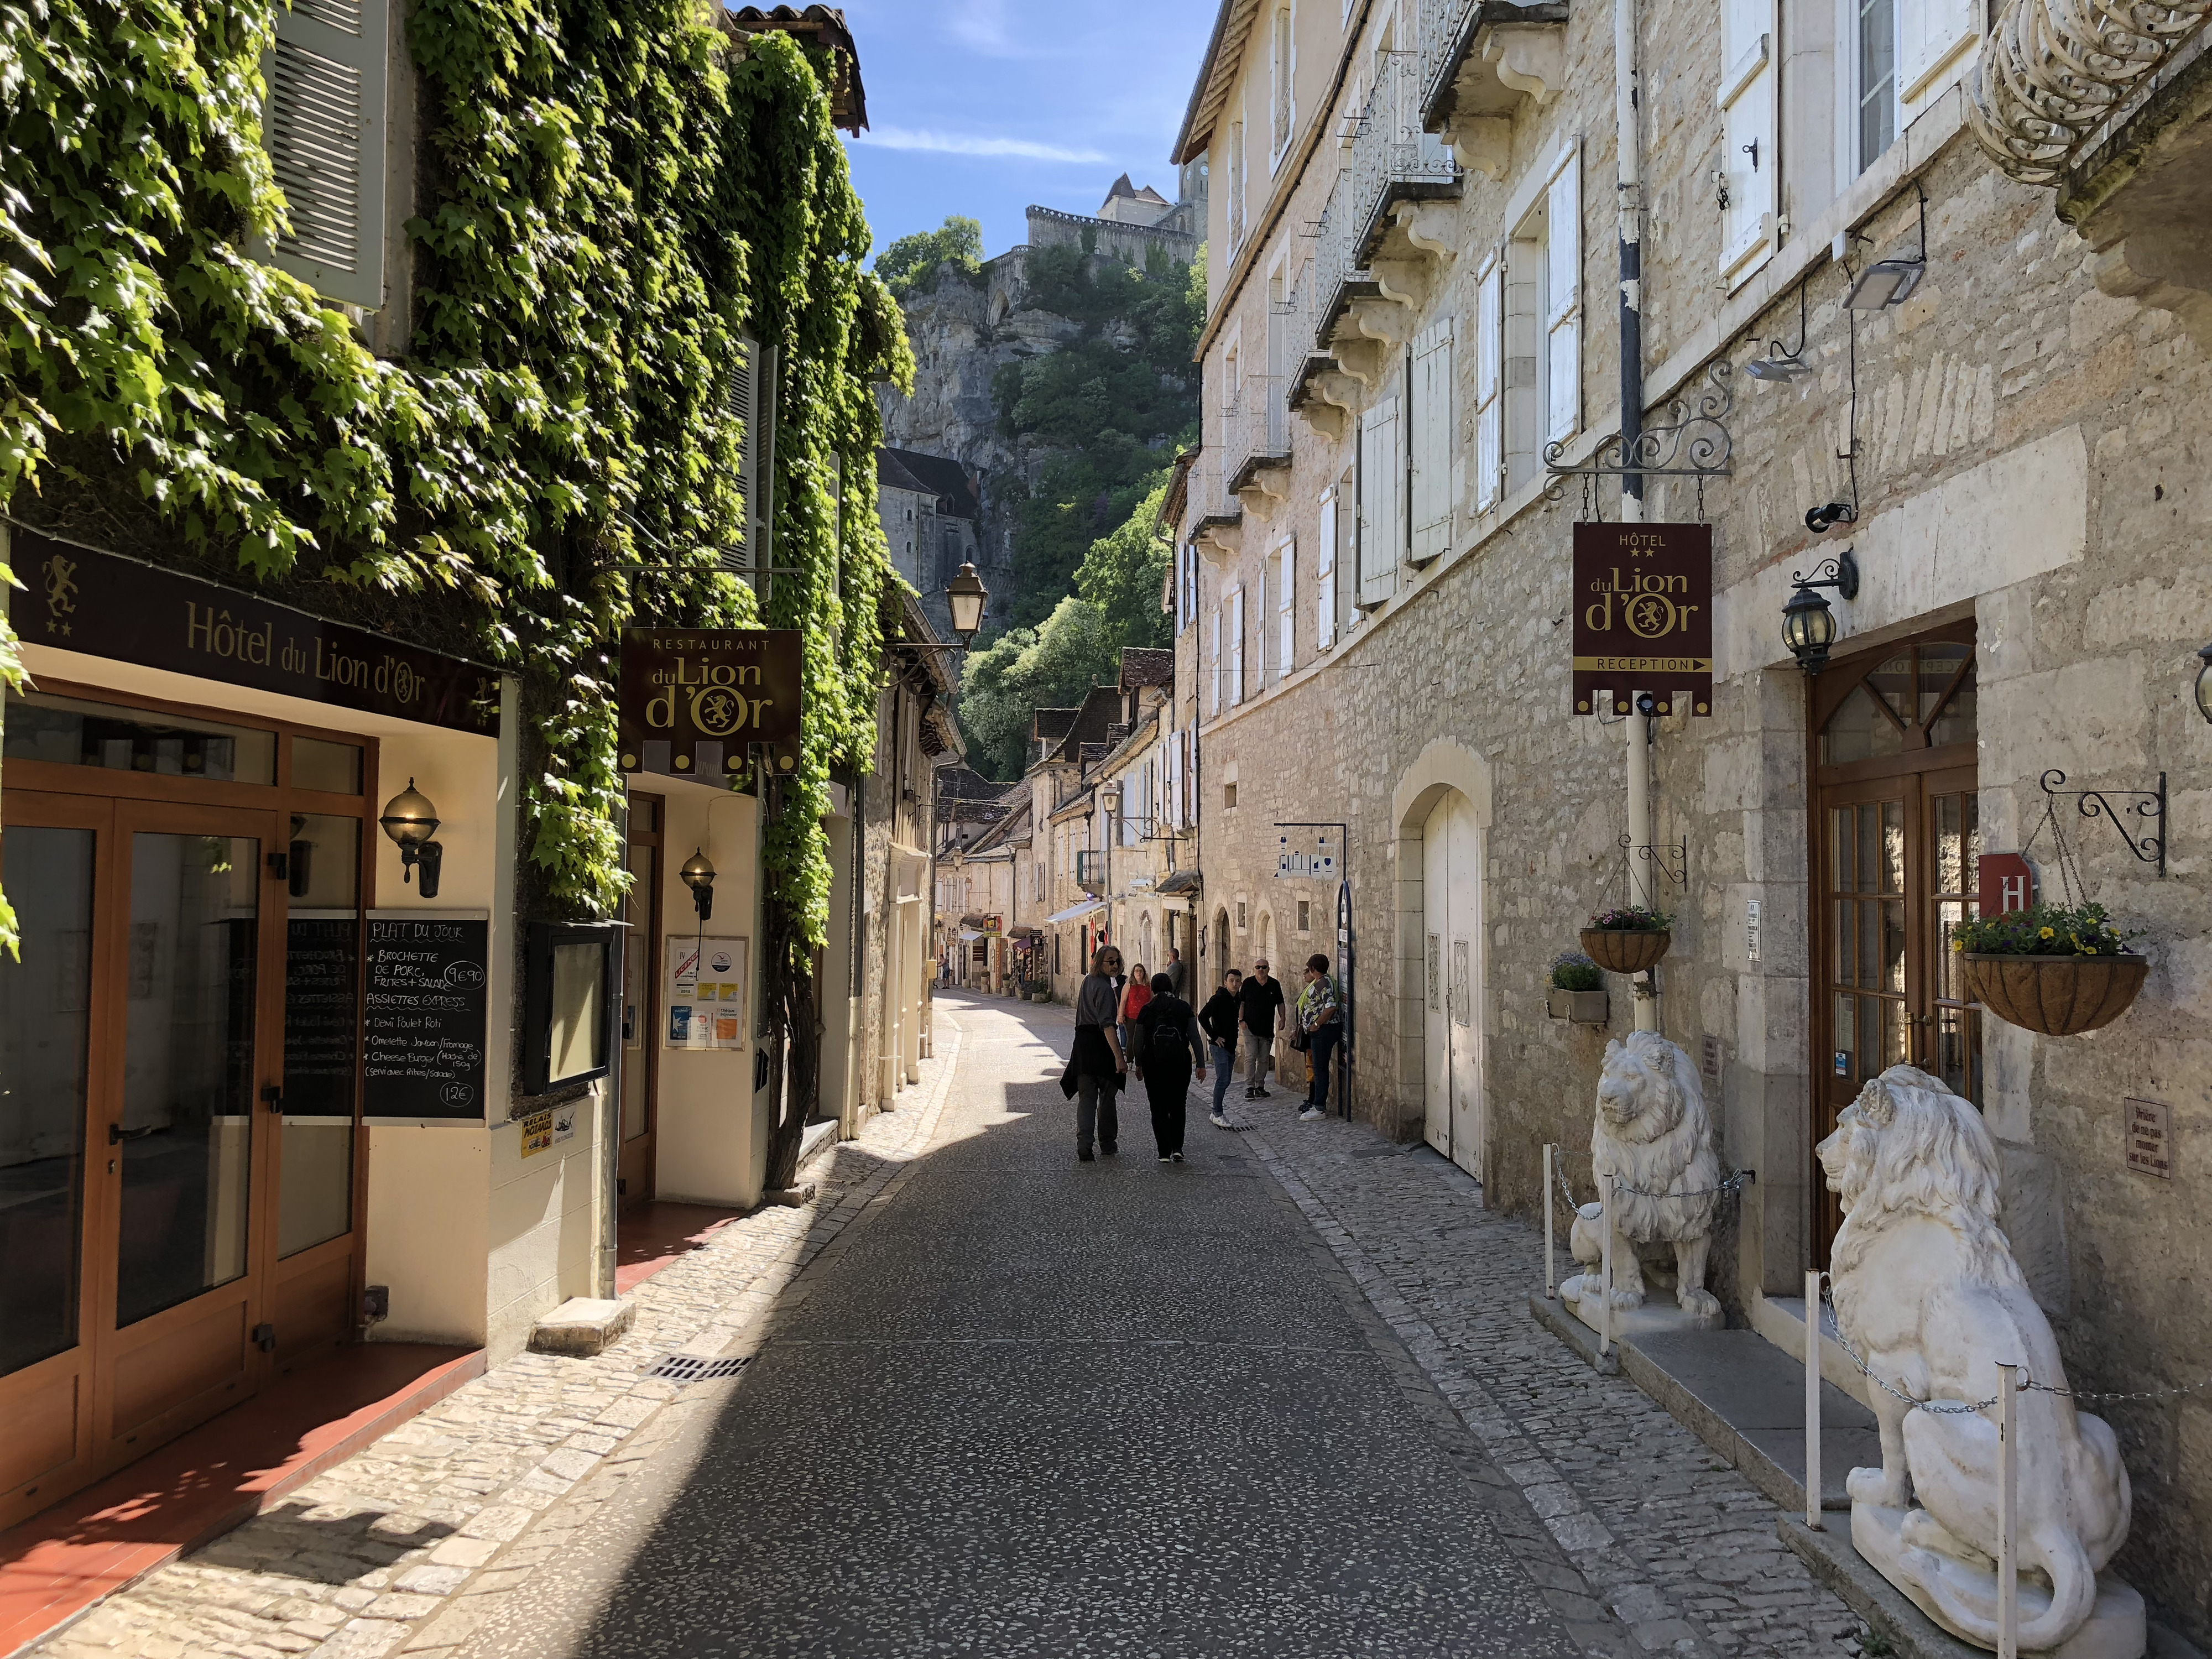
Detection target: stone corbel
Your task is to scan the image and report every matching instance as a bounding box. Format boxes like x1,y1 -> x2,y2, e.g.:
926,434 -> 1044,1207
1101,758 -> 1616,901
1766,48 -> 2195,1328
1295,369 -> 1361,441
1480,24 -> 1566,107
1234,471 -> 1288,520
1442,115 -> 1512,183
1331,334 -> 1389,388
1392,201 -> 1461,262
1369,258 -> 1432,314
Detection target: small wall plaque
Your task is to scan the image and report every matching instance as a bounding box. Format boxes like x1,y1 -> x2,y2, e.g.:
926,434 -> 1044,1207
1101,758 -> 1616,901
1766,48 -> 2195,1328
2126,1098 -> 2171,1180
1700,1034 -> 1724,1095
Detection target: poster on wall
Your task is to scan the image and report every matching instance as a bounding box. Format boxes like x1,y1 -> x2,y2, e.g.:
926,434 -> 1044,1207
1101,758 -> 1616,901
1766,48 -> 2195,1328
665,935 -> 749,1050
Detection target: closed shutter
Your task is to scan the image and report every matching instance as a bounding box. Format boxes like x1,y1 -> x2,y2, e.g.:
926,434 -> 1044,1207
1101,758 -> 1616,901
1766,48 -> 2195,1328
1897,0 -> 1980,104
1719,0 -> 1779,288
1409,316 -> 1454,565
1277,536 -> 1296,675
1316,491 -> 1337,651
1544,154 -> 1580,446
1229,587 -> 1245,706
263,0 -> 389,309
1209,606 -> 1222,715
1356,395 -> 1400,609
726,331 -> 774,578
1474,254 -> 1504,513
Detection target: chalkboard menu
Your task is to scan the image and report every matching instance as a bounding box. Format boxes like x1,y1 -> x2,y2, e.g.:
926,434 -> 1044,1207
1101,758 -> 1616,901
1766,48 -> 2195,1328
285,911 -> 361,1118
364,911 -> 490,1123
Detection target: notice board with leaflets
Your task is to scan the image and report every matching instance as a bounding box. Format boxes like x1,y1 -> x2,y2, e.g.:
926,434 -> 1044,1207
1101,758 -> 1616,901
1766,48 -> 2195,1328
364,910 -> 492,1123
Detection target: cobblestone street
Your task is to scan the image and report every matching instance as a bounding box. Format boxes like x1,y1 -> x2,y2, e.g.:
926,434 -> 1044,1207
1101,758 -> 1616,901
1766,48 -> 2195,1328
33,993 -> 1866,1659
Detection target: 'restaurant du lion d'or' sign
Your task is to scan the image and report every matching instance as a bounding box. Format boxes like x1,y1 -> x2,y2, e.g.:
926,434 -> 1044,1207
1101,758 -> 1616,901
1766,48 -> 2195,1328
1571,523 -> 1714,717
618,628 -> 804,782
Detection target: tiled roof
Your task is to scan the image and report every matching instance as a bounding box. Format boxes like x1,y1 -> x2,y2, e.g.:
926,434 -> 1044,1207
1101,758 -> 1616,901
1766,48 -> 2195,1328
1119,647 -> 1174,688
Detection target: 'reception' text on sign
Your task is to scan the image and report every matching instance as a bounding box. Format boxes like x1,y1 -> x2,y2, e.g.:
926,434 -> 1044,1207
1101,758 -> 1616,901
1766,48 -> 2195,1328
1570,522 -> 1714,717
618,629 -> 804,784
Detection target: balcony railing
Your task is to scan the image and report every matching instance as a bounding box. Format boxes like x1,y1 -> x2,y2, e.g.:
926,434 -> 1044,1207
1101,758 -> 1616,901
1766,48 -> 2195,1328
1418,0 -> 1486,121
1343,48 -> 1460,263
1970,0 -> 2211,185
1310,166 -> 1378,350
1076,851 -> 1107,893
1224,374 -> 1291,494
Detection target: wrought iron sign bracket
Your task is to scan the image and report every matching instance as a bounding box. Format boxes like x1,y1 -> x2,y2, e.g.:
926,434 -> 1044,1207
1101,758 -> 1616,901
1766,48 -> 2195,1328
1545,360 -> 1736,497
2041,770 -> 2167,877
1620,834 -> 1689,888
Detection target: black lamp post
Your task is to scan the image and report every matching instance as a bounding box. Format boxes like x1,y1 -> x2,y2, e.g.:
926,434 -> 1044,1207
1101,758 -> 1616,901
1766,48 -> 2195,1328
1782,549 -> 1859,675
680,849 -> 716,922
378,779 -> 444,898
945,561 -> 988,643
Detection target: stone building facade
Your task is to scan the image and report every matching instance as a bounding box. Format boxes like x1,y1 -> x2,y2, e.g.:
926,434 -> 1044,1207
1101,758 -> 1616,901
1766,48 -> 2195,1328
1173,0 -> 2212,1636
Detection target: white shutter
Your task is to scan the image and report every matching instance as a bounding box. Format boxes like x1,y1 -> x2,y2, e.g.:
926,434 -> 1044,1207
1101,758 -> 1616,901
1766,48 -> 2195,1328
1278,536 -> 1296,674
1316,491 -> 1338,651
1475,255 -> 1504,512
1898,0 -> 1980,105
1356,395 -> 1400,608
1209,606 -> 1222,715
1410,316 -> 1455,565
1718,0 -> 1779,288
1544,155 -> 1580,446
264,0 -> 389,309
1229,586 -> 1245,705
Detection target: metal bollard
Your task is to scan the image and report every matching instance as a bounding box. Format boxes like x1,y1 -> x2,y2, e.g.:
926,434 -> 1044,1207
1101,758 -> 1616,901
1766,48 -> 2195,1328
1598,1171 -> 1614,1358
1998,1363 -> 2020,1659
1805,1269 -> 1823,1530
1543,1145 -> 1557,1300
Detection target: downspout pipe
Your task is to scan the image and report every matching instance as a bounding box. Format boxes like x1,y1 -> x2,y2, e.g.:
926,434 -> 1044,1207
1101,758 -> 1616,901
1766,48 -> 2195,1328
1616,0 -> 1660,1032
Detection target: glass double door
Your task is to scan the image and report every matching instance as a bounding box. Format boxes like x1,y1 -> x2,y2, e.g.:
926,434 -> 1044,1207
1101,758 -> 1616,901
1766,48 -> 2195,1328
1,790 -> 353,1526
1811,627 -> 1981,1256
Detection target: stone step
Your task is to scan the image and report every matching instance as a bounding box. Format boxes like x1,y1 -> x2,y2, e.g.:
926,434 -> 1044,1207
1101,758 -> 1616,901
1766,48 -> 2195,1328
1529,1291 -> 1880,1515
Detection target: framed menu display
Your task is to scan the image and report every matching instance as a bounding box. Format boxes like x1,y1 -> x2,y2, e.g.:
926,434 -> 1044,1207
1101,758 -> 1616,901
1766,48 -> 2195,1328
665,935 -> 748,1050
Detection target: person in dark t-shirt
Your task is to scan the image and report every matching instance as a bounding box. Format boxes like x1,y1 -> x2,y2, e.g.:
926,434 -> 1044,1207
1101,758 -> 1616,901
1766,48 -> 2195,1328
1238,959 -> 1286,1100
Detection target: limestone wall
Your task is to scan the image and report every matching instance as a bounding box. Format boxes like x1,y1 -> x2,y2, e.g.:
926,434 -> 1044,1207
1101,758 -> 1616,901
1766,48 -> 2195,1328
1179,0 -> 2212,1635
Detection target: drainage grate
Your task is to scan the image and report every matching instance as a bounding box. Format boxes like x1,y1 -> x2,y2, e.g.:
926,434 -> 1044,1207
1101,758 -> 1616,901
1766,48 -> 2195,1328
643,1353 -> 752,1384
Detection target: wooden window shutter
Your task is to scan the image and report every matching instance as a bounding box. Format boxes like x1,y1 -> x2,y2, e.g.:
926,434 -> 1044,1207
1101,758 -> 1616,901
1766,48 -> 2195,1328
1277,536 -> 1295,675
264,0 -> 389,309
1316,491 -> 1337,651
1543,153 -> 1581,446
1356,397 -> 1400,609
1475,255 -> 1504,512
1410,316 -> 1454,565
1718,0 -> 1779,288
725,331 -> 768,576
1229,587 -> 1245,706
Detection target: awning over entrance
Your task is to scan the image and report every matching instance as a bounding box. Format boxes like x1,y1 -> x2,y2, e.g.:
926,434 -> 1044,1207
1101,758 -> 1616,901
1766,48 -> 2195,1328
1042,899 -> 1104,924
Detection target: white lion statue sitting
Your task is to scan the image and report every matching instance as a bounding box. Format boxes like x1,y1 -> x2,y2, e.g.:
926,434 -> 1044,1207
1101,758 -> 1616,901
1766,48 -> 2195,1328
1559,1031 -> 1723,1327
1819,1065 -> 2139,1657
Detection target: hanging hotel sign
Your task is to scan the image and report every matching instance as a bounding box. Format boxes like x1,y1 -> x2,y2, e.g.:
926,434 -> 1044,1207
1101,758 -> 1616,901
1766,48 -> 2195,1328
1571,523 -> 1713,717
18,531 -> 498,733
618,629 -> 805,782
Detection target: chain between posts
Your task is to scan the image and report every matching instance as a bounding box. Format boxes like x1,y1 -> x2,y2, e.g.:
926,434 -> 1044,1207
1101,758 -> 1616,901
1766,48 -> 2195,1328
1554,1164 -> 1756,1207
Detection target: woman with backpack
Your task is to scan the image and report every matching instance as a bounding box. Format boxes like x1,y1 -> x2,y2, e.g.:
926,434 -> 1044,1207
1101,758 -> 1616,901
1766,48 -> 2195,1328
1133,972 -> 1206,1162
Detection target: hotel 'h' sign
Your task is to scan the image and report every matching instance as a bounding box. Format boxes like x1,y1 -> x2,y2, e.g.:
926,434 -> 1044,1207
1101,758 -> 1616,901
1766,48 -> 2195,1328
1571,523 -> 1714,717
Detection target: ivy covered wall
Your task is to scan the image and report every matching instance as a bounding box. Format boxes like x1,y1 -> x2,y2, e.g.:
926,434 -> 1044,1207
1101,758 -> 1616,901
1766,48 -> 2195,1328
0,0 -> 911,960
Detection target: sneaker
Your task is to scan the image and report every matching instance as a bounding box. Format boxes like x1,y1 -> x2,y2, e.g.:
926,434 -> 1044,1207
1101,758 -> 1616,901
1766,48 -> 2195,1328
1254,1088 -> 1272,1098
1171,1151 -> 1184,1163
1078,1148 -> 1095,1162
1298,1107 -> 1324,1122
1100,1144 -> 1117,1157
1209,1113 -> 1232,1130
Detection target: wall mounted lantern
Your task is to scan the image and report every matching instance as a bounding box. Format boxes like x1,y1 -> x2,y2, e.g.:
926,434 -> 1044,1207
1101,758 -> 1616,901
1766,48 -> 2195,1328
1782,549 -> 1860,674
2196,641 -> 2212,726
1845,258 -> 1926,310
1747,280 -> 1814,383
680,849 -> 716,922
945,562 -> 989,643
378,779 -> 444,898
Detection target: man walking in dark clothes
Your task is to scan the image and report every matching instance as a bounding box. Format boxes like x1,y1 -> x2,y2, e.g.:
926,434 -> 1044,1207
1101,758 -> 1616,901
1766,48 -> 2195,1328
1238,958 -> 1285,1100
1200,968 -> 1243,1129
1133,972 -> 1206,1161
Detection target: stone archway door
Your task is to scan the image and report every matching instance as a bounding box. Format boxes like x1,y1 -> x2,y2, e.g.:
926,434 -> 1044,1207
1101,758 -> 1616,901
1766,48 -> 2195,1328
1393,738 -> 1493,1182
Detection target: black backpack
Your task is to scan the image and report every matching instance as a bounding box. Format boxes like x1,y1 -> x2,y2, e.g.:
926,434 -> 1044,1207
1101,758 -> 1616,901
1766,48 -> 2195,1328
1146,1002 -> 1190,1071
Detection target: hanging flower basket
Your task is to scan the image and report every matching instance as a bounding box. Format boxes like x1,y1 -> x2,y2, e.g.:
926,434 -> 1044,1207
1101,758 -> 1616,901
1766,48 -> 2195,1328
1579,908 -> 1674,976
1954,901 -> 2147,1036
1960,954 -> 2147,1036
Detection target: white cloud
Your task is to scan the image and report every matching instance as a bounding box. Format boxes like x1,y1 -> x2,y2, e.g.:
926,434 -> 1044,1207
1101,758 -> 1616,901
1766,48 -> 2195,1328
851,126 -> 1108,164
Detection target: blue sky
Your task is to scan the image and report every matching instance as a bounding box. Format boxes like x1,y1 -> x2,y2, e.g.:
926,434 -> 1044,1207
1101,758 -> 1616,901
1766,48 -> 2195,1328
833,1 -> 1218,263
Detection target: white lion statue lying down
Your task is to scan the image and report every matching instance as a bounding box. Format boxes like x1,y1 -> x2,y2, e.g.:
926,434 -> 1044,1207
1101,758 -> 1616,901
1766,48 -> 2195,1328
1819,1065 -> 2137,1656
1559,1031 -> 1723,1326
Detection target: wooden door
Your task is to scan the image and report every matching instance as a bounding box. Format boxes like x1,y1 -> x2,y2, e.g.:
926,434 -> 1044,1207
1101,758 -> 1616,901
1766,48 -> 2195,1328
618,796 -> 663,1206
1811,627 -> 1980,1255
